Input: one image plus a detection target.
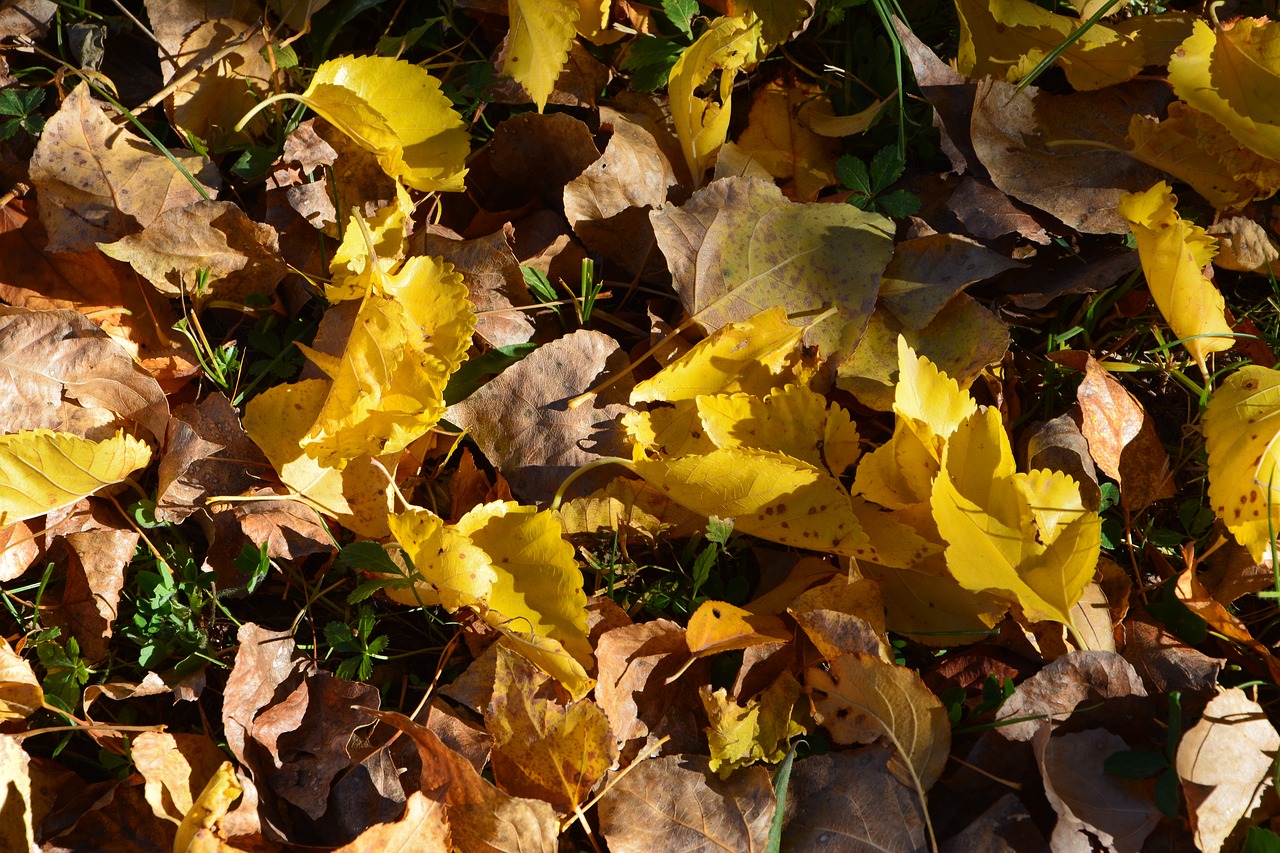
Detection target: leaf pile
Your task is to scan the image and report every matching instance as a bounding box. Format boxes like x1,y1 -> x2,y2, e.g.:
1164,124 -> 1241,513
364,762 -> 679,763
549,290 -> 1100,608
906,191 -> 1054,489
3,0 -> 1280,850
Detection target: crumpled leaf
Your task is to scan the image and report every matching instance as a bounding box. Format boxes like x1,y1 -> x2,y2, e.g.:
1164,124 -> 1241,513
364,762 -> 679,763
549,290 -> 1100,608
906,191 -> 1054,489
1205,365 -> 1280,563
668,14 -> 762,187
0,429 -> 151,526
0,639 -> 42,721
735,79 -> 840,201
296,55 -> 470,191
1177,688 -> 1280,853
332,792 -> 451,852
931,407 -> 1102,632
505,0 -> 579,112
805,652 -> 951,790
1117,181 -> 1232,377
1169,18 -> 1280,164
701,672 -> 803,777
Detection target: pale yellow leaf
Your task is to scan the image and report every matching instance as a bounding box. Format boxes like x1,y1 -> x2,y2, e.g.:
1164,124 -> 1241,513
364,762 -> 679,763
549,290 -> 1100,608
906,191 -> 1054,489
0,429 -> 151,526
1204,365 -> 1280,563
505,0 -> 579,112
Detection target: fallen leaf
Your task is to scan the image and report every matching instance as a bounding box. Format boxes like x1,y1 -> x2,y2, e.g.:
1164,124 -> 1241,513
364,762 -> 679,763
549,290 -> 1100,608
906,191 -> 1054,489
1034,727 -> 1160,853
0,733 -> 34,851
597,755 -> 774,852
0,429 -> 151,526
173,761 -> 246,853
686,600 -> 791,659
668,14 -> 762,186
29,83 -> 218,253
0,639 -> 42,721
1174,563 -> 1280,683
331,791 -> 450,852
1204,365 -> 1280,563
806,652 -> 951,790
735,79 -> 840,201
132,732 -> 227,824
994,651 -> 1147,742
701,671 -> 803,776
1117,181 -> 1233,376
162,16 -> 274,146
504,0 -> 579,112
879,234 -> 1025,330
650,176 -> 894,358
1177,688 -> 1280,853
780,748 -> 928,850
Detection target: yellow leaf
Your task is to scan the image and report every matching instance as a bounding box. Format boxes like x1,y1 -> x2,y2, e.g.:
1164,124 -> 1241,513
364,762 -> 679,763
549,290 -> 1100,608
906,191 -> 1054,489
696,385 -> 860,476
301,55 -> 469,191
505,0 -> 579,112
930,408 -> 1101,630
686,600 -> 792,657
1169,18 -> 1280,164
386,507 -> 495,611
1117,181 -> 1233,377
327,185 -> 416,302
576,0 -> 617,44
297,253 -> 474,467
1126,103 -> 1280,211
735,79 -> 840,200
955,0 -> 1144,90
461,502 -> 592,667
1204,365 -> 1280,563
701,672 -> 804,778
242,379 -> 396,538
487,645 -> 616,811
630,447 -> 871,556
174,761 -> 242,853
0,429 -> 151,526
630,307 -> 805,404
668,13 -> 762,187
498,630 -> 594,701
624,404 -> 718,461
806,653 -> 951,790
0,639 -> 41,722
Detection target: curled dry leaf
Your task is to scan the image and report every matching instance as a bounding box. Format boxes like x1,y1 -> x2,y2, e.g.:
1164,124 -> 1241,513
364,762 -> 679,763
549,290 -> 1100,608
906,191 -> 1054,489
1177,688 -> 1280,853
994,651 -> 1147,742
331,791 -> 450,852
0,638 -> 42,721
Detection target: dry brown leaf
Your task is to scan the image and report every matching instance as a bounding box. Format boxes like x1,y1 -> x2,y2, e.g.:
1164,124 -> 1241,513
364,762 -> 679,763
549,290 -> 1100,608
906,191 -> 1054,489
994,651 -> 1147,742
486,112 -> 601,209
132,732 -> 227,824
0,733 -> 34,850
29,83 -> 218,253
942,793 -> 1048,852
99,200 -> 286,302
447,330 -> 635,504
164,17 -> 274,145
1122,617 -> 1224,696
1209,215 -> 1280,274
805,652 -> 950,790
157,392 -> 268,522
780,748 -> 928,851
0,639 -> 42,722
970,78 -> 1167,235
1174,564 -> 1280,683
0,521 -> 38,583
1177,689 -> 1280,853
878,234 -> 1024,330
734,79 -> 841,201
1034,727 -> 1160,852
597,755 -> 774,853
947,176 -> 1051,244
331,791 -> 451,852
364,708 -> 560,853
0,306 -> 169,443
1024,412 -> 1102,512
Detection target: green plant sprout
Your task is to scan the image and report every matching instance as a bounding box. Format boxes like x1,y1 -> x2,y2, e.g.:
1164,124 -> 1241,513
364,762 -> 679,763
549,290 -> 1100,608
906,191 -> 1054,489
837,146 -> 920,217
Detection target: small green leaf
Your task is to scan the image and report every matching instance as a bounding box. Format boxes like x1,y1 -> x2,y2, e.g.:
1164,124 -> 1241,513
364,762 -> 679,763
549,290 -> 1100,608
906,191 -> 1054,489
876,190 -> 920,218
1244,827 -> 1280,853
835,155 -> 872,196
869,146 -> 905,192
622,37 -> 686,92
1103,749 -> 1167,779
338,541 -> 406,576
662,0 -> 699,37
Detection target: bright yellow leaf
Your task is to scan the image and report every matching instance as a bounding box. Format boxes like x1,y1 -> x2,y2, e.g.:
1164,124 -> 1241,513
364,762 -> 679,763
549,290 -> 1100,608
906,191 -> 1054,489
1117,181 -> 1233,377
499,631 -> 594,700
386,507 -> 495,611
624,404 -> 718,461
327,184 -> 415,302
686,600 -> 792,657
460,502 -> 592,667
630,447 -> 871,556
1169,18 -> 1280,164
955,0 -> 1144,89
505,0 -> 579,112
300,55 -> 470,191
930,408 -> 1101,631
630,307 -> 806,404
1204,365 -> 1280,563
701,673 -> 804,778
696,385 -> 860,476
174,762 -> 242,853
0,429 -> 151,526
668,13 -> 762,187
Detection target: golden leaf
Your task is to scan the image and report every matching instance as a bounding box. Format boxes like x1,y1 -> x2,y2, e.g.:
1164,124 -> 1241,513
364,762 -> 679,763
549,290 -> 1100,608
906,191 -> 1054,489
0,429 -> 151,526
505,0 -> 580,111
1204,365 -> 1280,563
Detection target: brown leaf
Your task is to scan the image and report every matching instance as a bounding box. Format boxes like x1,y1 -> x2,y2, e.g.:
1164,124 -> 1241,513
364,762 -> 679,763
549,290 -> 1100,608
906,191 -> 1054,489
1174,564 -> 1280,683
879,234 -> 1024,330
1177,689 -> 1280,853
363,708 -> 560,853
222,624 -> 313,768
597,755 -> 774,853
29,83 -> 218,253
1209,216 -> 1280,274
0,638 -> 42,721
132,732 -> 228,823
0,733 -> 34,849
331,791 -> 450,852
1023,411 -> 1102,511
447,329 -> 635,504
788,574 -> 888,660
0,521 -> 39,583
594,619 -> 709,757
0,202 -> 179,353
486,645 -> 617,812
947,177 -> 1051,244
45,776 -> 177,852
0,0 -> 56,39
1034,727 -> 1160,852
163,17 -> 274,146
1122,616 -> 1224,696
780,748 -> 928,851
486,113 -> 601,209
806,653 -> 951,790
994,651 -> 1147,742
99,200 -> 286,302
1074,355 -> 1143,484
0,306 -> 169,442
941,792 -> 1048,853
970,79 -> 1167,234
44,499 -> 138,660
734,79 -> 840,201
